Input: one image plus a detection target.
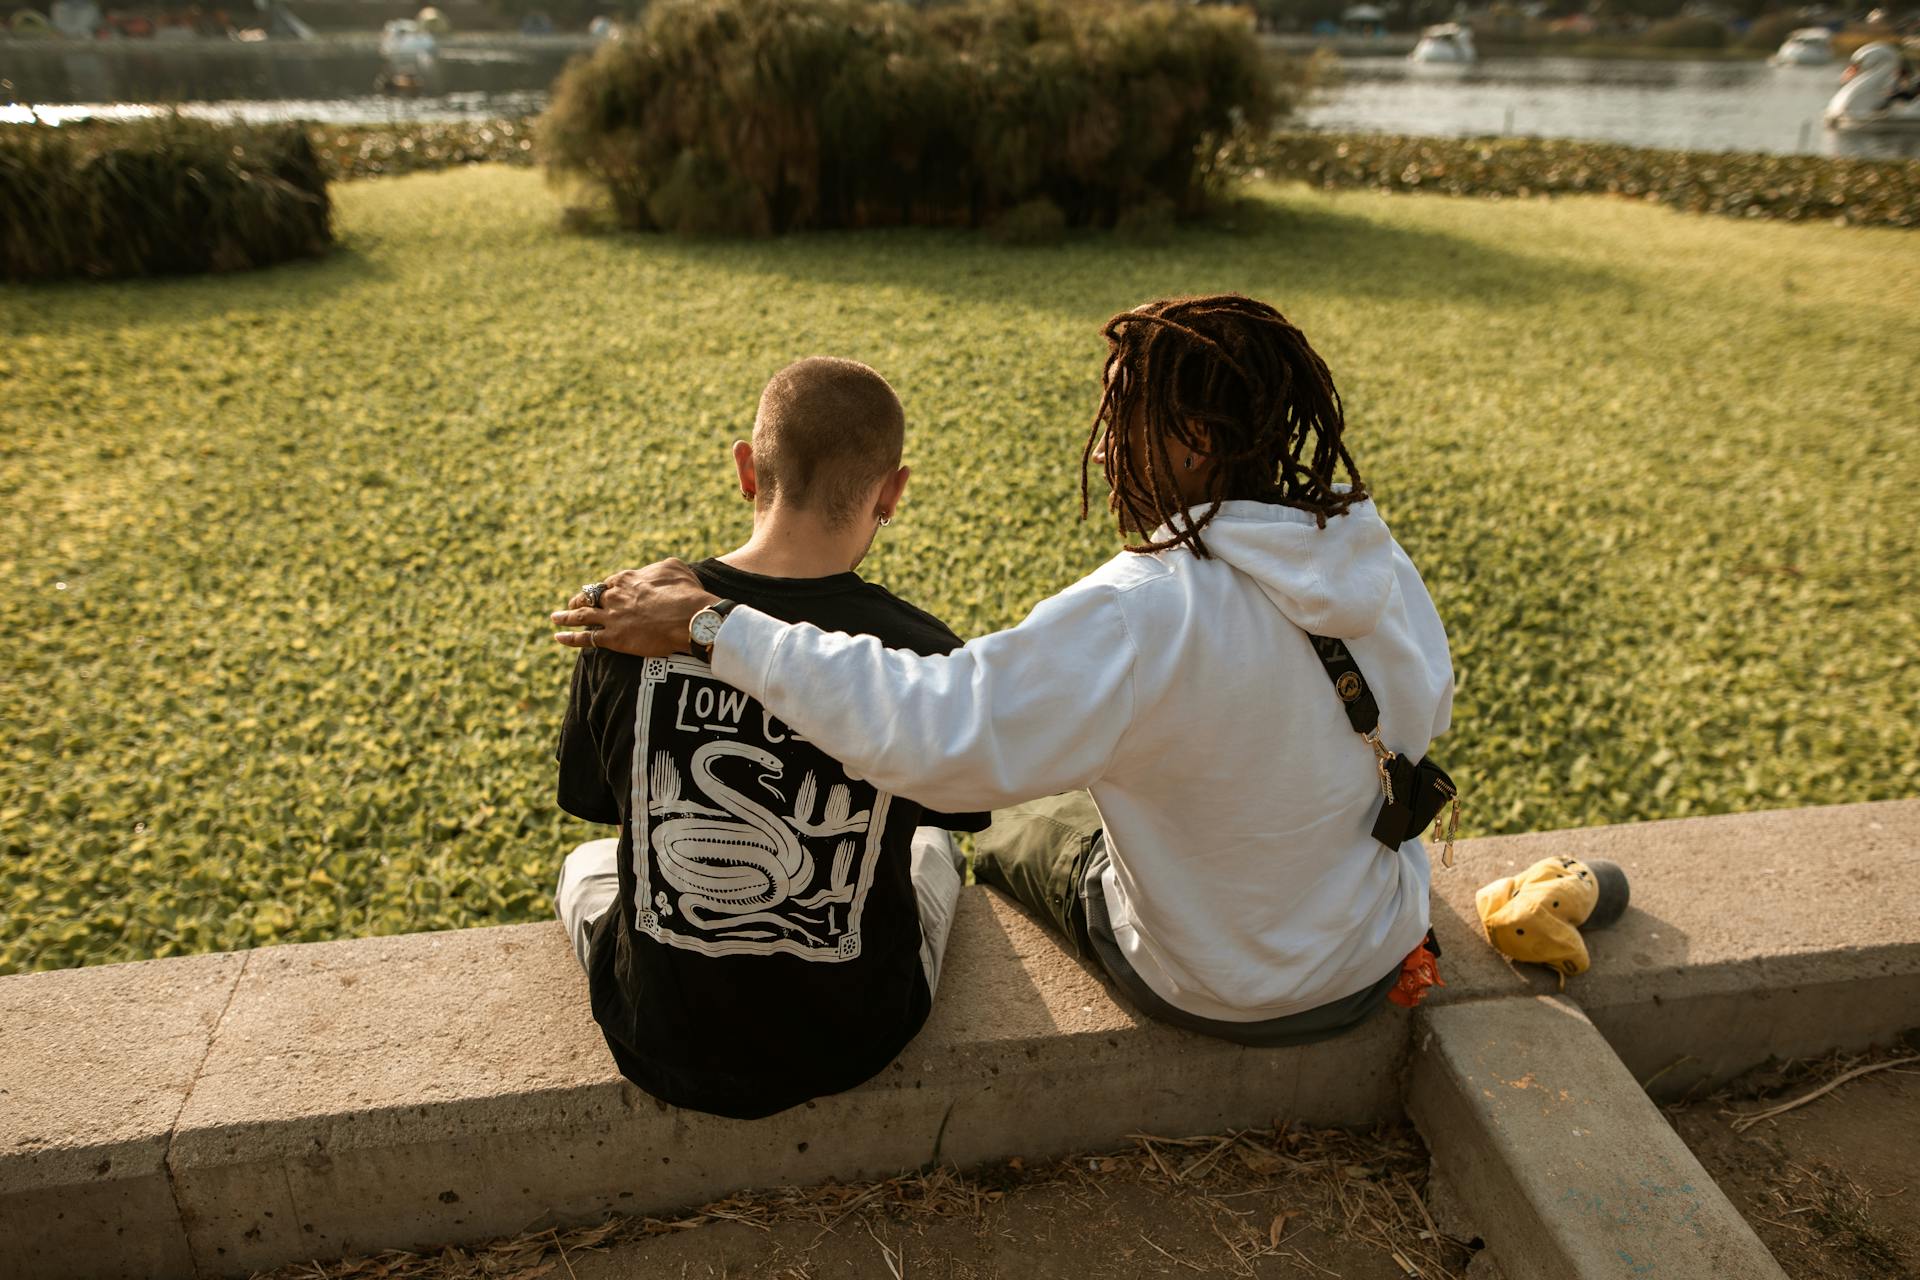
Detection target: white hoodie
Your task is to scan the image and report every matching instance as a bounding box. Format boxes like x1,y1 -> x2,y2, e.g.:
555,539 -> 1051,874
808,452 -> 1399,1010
713,499 -> 1454,1021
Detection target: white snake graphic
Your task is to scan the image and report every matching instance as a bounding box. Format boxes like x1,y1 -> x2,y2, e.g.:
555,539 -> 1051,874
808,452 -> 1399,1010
650,742 -> 819,932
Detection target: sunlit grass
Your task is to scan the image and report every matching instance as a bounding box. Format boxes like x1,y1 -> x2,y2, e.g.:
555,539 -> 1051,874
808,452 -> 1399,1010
3,165 -> 1915,972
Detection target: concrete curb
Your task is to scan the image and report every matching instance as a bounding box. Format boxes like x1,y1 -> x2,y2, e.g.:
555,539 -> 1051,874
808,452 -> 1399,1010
3,799 -> 1916,1278
1427,800 -> 1920,1097
0,950 -> 245,1280
1409,995 -> 1788,1279
160,899 -> 1409,1277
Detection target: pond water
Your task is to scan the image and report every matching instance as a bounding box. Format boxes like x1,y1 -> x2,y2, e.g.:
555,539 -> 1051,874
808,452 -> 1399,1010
0,37 -> 579,125
3,39 -> 1917,161
1304,55 -> 1920,161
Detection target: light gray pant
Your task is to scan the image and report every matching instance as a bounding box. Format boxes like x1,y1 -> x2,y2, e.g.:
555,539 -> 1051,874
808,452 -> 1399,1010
555,827 -> 966,995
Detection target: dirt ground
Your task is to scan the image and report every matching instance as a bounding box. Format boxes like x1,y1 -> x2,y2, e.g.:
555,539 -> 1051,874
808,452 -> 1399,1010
254,1044 -> 1920,1280
257,1125 -> 1479,1280
562,1182 -> 1447,1280
1667,1044 -> 1920,1280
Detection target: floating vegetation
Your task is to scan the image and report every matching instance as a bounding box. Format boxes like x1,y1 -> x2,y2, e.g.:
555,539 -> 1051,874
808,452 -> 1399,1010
1252,131 -> 1920,229
301,119 -> 1918,233
308,119 -> 539,182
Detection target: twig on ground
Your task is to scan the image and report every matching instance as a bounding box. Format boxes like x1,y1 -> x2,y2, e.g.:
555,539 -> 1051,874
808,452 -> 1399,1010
864,1222 -> 903,1280
807,1184 -> 889,1244
1727,1055 -> 1920,1132
1288,1247 -> 1341,1276
1137,1230 -> 1207,1273
1639,1054 -> 1697,1091
550,1229 -> 578,1280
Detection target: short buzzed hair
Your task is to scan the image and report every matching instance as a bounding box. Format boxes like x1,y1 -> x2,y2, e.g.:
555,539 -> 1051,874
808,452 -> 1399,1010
753,357 -> 905,526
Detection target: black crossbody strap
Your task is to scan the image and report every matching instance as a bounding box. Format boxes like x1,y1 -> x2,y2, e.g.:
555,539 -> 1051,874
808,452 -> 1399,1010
1306,630 -> 1460,867
1306,633 -> 1380,735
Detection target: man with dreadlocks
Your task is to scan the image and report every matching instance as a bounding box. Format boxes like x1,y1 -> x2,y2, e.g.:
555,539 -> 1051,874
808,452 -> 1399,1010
553,294 -> 1454,1044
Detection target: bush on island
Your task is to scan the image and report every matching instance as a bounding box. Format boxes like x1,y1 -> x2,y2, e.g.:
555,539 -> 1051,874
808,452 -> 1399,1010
537,0 -> 1279,235
1641,15 -> 1729,48
1739,12 -> 1803,52
988,196 -> 1069,245
0,117 -> 331,283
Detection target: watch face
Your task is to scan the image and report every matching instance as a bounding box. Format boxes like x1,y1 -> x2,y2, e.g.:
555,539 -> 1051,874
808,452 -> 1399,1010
691,609 -> 723,647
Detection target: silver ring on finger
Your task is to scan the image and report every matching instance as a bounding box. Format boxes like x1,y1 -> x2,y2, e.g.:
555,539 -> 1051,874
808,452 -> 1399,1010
587,630 -> 598,650
583,581 -> 607,609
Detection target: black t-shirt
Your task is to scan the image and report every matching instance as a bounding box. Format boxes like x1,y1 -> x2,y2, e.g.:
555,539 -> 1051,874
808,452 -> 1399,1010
555,558 -> 986,1119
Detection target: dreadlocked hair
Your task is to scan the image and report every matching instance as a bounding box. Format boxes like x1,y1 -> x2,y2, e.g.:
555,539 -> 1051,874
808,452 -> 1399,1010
1079,293 -> 1368,558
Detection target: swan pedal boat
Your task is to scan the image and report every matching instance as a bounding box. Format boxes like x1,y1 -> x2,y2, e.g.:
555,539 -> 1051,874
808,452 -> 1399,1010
1825,42 -> 1920,132
380,19 -> 438,72
1770,28 -> 1835,67
1410,23 -> 1477,64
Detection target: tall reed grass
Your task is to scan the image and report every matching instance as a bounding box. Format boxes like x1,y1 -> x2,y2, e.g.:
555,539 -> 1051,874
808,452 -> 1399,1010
538,0 -> 1280,235
0,117 -> 332,283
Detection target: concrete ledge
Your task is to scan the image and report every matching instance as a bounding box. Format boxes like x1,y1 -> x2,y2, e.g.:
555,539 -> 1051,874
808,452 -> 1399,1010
3,799 -> 1916,1278
0,950 -> 244,1280
1409,995 -> 1787,1279
1429,800 -> 1920,1097
162,892 -> 1411,1276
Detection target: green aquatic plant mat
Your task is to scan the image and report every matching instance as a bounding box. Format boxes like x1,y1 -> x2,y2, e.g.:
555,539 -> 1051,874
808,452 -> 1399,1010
1256,132 -> 1920,229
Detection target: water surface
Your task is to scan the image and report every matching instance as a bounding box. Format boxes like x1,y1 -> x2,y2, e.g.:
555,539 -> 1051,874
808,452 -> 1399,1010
4,40 -> 1916,160
1304,55 -> 1920,161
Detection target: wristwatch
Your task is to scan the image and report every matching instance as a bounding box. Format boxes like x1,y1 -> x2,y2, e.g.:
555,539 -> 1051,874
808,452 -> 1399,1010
688,599 -> 740,664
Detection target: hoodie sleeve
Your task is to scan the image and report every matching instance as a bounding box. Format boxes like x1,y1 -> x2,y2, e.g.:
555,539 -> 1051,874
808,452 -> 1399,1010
710,583 -> 1138,814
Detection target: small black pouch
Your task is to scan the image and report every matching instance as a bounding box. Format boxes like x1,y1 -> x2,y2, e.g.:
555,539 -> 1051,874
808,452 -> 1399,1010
1308,632 -> 1460,861
1370,754 -> 1457,852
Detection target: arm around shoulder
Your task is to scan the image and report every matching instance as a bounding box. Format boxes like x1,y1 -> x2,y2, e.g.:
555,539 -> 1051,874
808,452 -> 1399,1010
712,584 -> 1139,813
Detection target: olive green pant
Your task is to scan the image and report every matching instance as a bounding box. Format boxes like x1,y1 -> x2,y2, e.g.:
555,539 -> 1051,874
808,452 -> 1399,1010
972,791 -> 1400,1048
972,791 -> 1105,960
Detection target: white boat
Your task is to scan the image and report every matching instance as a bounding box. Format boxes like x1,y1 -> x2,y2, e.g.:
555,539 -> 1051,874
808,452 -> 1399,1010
1769,28 -> 1834,66
380,18 -> 438,71
1825,42 -> 1920,132
1410,23 -> 1477,64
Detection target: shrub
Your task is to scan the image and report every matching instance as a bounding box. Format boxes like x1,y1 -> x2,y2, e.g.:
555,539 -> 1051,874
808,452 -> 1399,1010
537,0 -> 1279,235
1113,192 -> 1177,242
989,196 -> 1068,244
1641,15 -> 1728,48
0,117 -> 331,283
1739,12 -> 1804,51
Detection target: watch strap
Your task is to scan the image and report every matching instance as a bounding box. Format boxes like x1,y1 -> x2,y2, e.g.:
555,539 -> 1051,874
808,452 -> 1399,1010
689,599 -> 740,663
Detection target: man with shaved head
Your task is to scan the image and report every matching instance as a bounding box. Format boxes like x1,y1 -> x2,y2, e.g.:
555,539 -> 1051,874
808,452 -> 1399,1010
554,357 -> 986,1119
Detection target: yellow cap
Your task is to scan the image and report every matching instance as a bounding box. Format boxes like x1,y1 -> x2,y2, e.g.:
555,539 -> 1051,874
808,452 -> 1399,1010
1475,856 -> 1603,979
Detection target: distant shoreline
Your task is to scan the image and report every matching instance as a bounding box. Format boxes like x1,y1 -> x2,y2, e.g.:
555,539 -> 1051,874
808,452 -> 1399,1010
1263,33 -> 1801,63
0,31 -> 597,58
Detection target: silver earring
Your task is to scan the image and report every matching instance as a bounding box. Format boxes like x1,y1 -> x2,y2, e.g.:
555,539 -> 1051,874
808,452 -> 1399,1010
877,514 -> 891,526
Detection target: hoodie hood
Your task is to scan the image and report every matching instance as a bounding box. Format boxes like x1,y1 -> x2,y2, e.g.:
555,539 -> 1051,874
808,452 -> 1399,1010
1177,499 -> 1396,638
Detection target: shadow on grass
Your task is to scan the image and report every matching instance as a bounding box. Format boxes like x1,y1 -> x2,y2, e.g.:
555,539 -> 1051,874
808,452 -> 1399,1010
598,188 -> 1623,319
0,241 -> 392,334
